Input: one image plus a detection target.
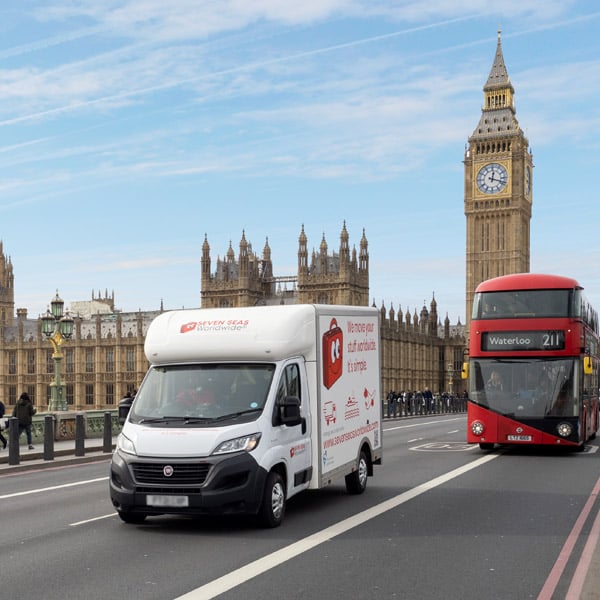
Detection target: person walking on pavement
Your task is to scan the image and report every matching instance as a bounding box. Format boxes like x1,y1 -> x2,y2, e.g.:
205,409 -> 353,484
0,399 -> 7,449
13,392 -> 36,450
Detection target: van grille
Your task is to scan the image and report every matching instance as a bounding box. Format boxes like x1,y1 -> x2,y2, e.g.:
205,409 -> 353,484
131,462 -> 211,485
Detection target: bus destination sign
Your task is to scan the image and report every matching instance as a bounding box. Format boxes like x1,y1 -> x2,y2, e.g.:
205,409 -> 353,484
481,330 -> 565,352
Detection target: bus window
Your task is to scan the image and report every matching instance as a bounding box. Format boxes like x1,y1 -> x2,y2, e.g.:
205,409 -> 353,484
475,290 -> 572,319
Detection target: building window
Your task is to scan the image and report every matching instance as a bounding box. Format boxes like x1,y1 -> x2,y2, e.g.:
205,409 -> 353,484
46,349 -> 54,374
85,348 -> 94,373
66,384 -> 74,406
8,351 -> 16,375
65,348 -> 74,374
85,384 -> 94,405
126,347 -> 135,372
26,385 -> 35,405
106,383 -> 114,405
106,348 -> 114,373
27,350 -> 35,374
8,385 -> 16,405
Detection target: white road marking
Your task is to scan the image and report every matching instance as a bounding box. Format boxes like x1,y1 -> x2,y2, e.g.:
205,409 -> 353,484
174,453 -> 499,600
70,513 -> 117,527
0,477 -> 108,500
384,417 -> 464,432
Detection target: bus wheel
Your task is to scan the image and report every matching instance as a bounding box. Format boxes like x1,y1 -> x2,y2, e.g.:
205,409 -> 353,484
345,450 -> 369,494
479,442 -> 494,451
258,471 -> 286,528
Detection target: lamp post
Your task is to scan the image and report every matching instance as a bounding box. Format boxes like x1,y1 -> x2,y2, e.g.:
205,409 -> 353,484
41,291 -> 74,412
447,362 -> 454,396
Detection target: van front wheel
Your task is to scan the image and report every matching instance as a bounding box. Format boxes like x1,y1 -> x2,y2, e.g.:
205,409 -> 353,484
258,471 -> 286,528
345,450 -> 368,495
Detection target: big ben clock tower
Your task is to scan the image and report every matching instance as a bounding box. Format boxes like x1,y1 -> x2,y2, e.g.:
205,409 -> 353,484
464,30 -> 533,325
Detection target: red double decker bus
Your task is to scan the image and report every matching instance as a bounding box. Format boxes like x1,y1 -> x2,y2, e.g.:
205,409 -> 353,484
465,273 -> 600,450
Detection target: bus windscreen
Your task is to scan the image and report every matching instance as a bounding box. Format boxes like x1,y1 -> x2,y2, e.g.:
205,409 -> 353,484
470,358 -> 577,418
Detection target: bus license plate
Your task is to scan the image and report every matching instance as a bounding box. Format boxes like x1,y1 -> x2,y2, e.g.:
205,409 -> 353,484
146,495 -> 189,507
507,435 -> 532,442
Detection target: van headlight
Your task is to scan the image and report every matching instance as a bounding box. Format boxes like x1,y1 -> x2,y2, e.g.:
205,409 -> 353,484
557,422 -> 573,438
212,433 -> 261,455
117,433 -> 137,456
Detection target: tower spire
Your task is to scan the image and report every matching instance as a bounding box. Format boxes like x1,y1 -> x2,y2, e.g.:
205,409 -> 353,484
484,29 -> 512,93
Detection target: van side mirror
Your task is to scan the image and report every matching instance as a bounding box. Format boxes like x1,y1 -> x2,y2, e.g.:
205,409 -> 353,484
277,396 -> 303,427
118,396 -> 134,425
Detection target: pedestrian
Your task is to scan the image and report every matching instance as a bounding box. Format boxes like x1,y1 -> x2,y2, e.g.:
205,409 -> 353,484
386,390 -> 395,418
415,390 -> 424,415
13,392 -> 36,450
423,387 -> 433,414
0,398 -> 6,449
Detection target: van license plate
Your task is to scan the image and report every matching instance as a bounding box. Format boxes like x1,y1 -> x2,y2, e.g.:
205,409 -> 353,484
146,495 -> 189,507
507,435 -> 532,442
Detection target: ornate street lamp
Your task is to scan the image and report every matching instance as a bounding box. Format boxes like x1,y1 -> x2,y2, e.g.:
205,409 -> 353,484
41,291 -> 74,411
447,362 -> 454,396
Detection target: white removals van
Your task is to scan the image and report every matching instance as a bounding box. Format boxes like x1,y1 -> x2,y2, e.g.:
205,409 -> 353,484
110,304 -> 382,527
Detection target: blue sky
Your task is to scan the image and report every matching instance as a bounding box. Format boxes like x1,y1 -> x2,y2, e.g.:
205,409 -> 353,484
1,1 -> 599,323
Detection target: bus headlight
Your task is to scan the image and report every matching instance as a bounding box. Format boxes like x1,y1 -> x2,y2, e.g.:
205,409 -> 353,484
557,422 -> 573,438
471,421 -> 485,436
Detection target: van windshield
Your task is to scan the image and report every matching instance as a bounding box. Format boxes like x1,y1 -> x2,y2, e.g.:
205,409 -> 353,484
130,363 -> 275,424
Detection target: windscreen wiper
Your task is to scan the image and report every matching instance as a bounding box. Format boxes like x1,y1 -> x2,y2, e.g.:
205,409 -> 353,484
212,408 -> 263,422
137,416 -> 212,424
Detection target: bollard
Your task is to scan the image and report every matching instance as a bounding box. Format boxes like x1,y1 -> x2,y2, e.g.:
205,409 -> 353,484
75,412 -> 85,457
7,417 -> 20,466
103,411 -> 112,453
43,414 -> 55,461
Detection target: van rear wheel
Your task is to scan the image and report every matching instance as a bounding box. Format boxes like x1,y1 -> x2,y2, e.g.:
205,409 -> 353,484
345,450 -> 368,495
258,471 -> 285,528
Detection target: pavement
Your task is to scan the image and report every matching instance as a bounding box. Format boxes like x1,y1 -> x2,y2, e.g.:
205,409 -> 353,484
0,437 -> 115,473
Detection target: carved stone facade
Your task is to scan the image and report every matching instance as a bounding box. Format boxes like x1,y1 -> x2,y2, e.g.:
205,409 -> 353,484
200,222 -> 369,308
464,30 -> 533,325
0,241 -> 14,327
0,306 -> 155,410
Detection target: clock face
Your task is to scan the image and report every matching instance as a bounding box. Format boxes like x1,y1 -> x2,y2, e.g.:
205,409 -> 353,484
525,166 -> 531,195
476,163 -> 508,194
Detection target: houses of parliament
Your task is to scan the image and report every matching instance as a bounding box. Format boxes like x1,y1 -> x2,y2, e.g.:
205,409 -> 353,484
0,32 -> 532,410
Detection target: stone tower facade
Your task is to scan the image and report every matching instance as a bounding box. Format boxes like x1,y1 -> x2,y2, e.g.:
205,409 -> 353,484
0,241 -> 15,326
200,232 -> 276,308
297,223 -> 369,306
464,30 -> 533,325
201,223 -> 369,307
